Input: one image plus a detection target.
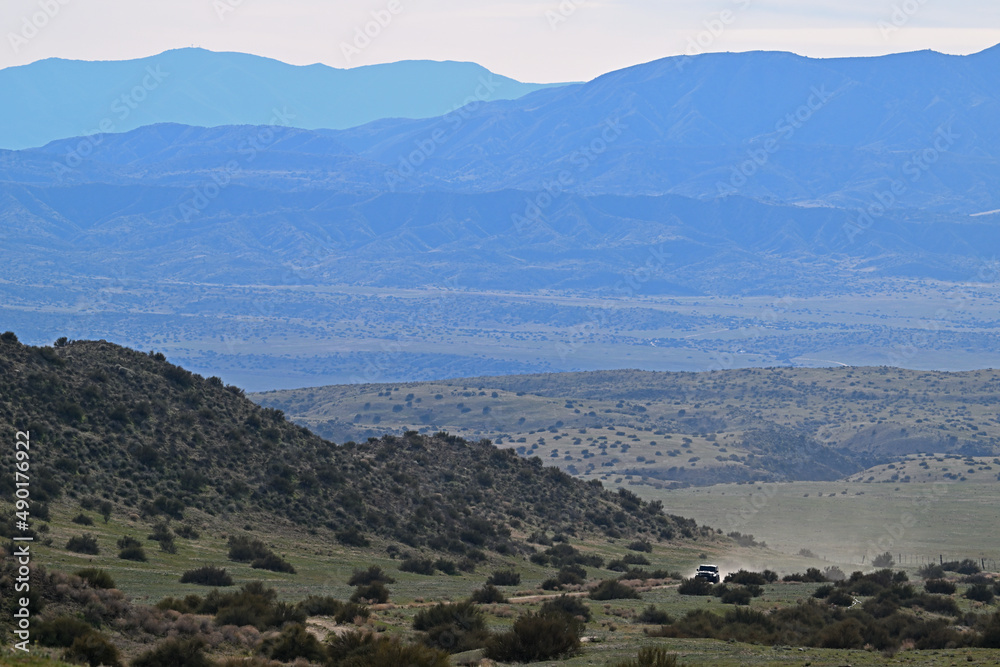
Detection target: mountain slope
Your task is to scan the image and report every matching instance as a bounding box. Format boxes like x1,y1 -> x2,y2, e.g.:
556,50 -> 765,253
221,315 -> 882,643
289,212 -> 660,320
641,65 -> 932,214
0,48 -> 568,150
0,334 -> 702,550
327,46 -> 1000,211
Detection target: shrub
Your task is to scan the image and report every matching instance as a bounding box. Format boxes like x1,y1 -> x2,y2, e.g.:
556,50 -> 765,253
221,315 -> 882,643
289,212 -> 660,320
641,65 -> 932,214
328,630 -> 450,666
336,527 -> 371,547
348,565 -> 395,586
434,558 -> 458,575
470,584 -> 508,604
678,578 -> 714,596
297,595 -> 343,616
623,553 -> 651,566
719,587 -> 753,605
400,558 -> 436,575
637,604 -> 672,625
334,602 -> 371,624
180,566 -> 234,587
966,584 -> 995,604
413,601 -> 489,653
611,647 -> 680,667
75,568 -> 115,589
175,524 -> 200,539
227,535 -> 270,562
35,616 -> 93,647
487,569 -> 522,586
540,594 -> 592,622
558,564 -> 587,586
486,611 -> 582,662
942,559 -> 981,575
118,544 -> 147,562
350,582 -> 390,604
63,632 -> 122,667
132,637 -> 212,667
251,553 -> 296,574
918,563 -> 946,579
627,539 -> 654,552
589,579 -> 640,600
872,552 -> 895,568
71,513 -> 94,526
782,568 -> 827,583
725,570 -> 767,586
925,579 -> 957,595
261,623 -> 327,663
66,534 -> 99,555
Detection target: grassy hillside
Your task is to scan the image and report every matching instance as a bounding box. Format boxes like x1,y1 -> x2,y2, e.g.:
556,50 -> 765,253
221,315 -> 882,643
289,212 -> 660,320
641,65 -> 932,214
253,367 -> 1000,486
0,334 -> 705,553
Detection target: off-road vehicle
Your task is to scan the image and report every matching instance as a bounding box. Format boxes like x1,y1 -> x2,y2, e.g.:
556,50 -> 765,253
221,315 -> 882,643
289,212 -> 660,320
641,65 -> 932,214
694,564 -> 720,584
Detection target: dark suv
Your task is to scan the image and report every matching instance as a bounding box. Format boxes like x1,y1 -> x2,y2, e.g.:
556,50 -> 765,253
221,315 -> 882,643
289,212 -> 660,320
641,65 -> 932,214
694,564 -> 720,584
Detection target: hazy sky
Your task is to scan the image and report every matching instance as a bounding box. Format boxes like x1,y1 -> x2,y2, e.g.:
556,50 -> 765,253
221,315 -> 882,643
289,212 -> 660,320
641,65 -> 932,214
4,0 -> 999,81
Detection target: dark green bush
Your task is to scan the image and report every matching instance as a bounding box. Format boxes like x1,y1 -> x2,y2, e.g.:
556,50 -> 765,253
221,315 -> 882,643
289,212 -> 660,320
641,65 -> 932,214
719,586 -> 753,605
175,524 -> 200,539
623,553 -> 651,566
540,594 -> 592,621
627,540 -> 653,553
118,544 -> 147,561
62,632 -> 121,667
485,611 -> 582,662
966,584 -> 995,604
636,604 -> 672,625
487,569 -> 521,586
350,582 -> 390,604
348,566 -> 395,586
782,568 -> 827,583
413,600 -> 489,653
589,579 -> 640,600
334,602 -> 372,624
918,563 -> 946,579
71,513 -> 94,526
943,559 -> 981,575
75,568 -> 115,589
328,630 -> 450,666
132,637 -> 212,667
297,595 -> 343,616
180,566 -> 233,586
434,558 -> 458,575
251,553 -> 296,574
925,579 -> 957,595
611,647 -> 680,667
261,623 -> 327,663
470,584 -> 508,604
66,534 -> 99,555
400,558 -> 436,575
677,578 -> 714,596
35,616 -> 93,647
227,535 -> 270,562
725,569 -> 767,586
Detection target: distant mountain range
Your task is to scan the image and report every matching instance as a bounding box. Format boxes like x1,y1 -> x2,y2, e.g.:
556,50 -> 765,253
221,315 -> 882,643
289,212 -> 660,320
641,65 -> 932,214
2,46 -> 999,384
0,48 -> 568,150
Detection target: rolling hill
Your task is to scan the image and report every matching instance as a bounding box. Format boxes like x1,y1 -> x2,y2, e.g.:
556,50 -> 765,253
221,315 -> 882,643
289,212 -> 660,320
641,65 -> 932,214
252,366 -> 1000,486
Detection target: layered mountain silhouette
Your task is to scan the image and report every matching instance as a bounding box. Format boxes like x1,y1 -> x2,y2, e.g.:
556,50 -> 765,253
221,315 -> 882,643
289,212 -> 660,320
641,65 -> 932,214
0,48 -> 567,150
